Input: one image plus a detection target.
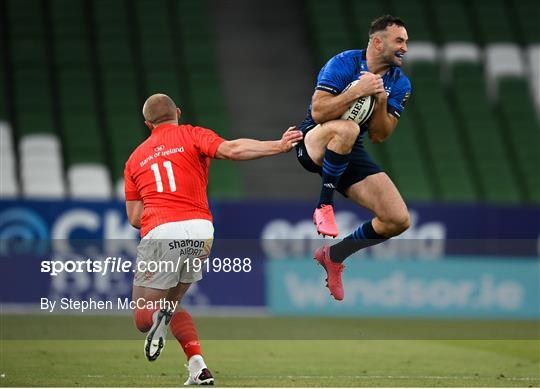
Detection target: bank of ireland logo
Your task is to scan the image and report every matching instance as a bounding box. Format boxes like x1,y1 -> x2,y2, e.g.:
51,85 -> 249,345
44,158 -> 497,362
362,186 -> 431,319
0,208 -> 49,257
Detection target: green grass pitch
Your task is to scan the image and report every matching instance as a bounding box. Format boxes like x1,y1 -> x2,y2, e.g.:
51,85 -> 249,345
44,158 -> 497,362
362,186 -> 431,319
1,315 -> 539,387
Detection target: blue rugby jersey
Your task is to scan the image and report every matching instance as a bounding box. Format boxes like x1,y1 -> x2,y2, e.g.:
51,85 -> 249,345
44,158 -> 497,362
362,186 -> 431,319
300,49 -> 412,137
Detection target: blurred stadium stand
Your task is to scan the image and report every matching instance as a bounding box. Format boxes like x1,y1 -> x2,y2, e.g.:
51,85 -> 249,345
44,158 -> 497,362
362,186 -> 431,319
212,0 -> 317,197
20,134 -> 65,197
0,121 -> 18,196
1,0 -> 243,199
0,0 -> 538,203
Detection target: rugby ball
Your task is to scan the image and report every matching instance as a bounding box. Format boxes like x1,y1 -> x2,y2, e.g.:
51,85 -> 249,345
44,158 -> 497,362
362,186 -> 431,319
340,80 -> 375,125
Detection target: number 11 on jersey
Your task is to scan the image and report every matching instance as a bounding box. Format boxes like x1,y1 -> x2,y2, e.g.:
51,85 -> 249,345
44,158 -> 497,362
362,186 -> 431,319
150,161 -> 176,192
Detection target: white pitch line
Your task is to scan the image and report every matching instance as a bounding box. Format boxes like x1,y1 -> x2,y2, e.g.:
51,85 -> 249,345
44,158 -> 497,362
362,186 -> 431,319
221,375 -> 540,381
83,374 -> 540,382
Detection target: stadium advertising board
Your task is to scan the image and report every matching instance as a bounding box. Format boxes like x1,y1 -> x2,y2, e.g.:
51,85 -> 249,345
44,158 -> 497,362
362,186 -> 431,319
0,200 -> 265,309
267,258 -> 540,319
1,200 -> 539,312
214,199 -> 540,240
1,199 -> 538,241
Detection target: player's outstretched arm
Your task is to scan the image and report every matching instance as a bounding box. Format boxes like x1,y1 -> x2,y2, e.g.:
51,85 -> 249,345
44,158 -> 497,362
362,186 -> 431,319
214,126 -> 303,161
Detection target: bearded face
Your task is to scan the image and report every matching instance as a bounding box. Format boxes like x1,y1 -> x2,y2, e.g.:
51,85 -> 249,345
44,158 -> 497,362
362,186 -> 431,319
377,25 -> 408,67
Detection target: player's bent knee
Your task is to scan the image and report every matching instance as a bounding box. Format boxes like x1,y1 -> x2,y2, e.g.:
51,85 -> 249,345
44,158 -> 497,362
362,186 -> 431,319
332,120 -> 360,145
340,120 -> 360,140
392,211 -> 411,236
383,211 -> 410,237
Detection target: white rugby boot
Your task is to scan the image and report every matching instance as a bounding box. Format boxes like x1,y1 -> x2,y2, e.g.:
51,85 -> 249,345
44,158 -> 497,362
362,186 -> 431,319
144,308 -> 173,361
184,355 -> 214,385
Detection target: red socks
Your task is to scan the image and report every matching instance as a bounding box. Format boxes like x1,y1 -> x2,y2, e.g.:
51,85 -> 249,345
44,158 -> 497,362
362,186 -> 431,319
170,310 -> 202,359
134,308 -> 157,332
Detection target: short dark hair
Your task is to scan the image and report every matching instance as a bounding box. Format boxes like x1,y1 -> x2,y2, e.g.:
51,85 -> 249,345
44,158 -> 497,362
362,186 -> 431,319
369,15 -> 406,36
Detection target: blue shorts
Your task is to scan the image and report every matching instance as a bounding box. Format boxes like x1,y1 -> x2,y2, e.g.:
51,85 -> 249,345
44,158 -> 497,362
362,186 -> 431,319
295,124 -> 383,196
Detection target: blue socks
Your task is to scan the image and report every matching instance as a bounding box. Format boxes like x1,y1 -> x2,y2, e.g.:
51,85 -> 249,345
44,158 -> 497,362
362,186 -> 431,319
318,149 -> 350,207
329,220 -> 387,263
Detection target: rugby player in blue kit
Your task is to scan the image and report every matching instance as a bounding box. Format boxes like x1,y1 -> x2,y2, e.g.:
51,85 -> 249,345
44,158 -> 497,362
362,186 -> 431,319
296,15 -> 413,300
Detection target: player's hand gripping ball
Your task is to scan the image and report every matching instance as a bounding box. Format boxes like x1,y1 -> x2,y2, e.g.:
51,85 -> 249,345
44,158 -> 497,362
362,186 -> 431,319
340,80 -> 375,125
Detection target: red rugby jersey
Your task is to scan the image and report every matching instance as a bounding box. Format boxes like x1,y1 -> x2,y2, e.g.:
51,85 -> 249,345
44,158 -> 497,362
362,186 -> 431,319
124,123 -> 225,237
